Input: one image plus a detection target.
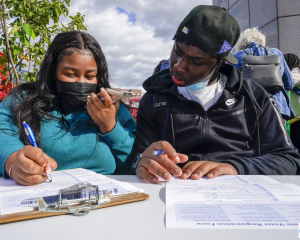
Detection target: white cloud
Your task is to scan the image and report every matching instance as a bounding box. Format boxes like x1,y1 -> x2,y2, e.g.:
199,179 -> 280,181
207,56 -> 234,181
68,0 -> 212,89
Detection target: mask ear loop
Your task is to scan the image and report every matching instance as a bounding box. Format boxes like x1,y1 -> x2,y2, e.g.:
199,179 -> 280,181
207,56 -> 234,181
212,58 -> 225,75
211,58 -> 226,83
203,63 -> 219,84
199,58 -> 224,84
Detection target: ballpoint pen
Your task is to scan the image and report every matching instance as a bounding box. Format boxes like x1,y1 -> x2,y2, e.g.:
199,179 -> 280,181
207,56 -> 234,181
152,150 -> 164,156
23,121 -> 52,182
152,150 -> 180,164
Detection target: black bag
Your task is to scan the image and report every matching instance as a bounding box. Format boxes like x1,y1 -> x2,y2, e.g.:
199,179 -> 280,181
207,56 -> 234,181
242,46 -> 283,94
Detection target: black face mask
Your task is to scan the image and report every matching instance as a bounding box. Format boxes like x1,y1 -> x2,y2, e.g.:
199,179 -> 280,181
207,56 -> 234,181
56,80 -> 98,113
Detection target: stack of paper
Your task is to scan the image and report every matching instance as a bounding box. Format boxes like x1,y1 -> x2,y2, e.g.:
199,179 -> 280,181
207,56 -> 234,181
0,169 -> 143,215
166,175 -> 300,229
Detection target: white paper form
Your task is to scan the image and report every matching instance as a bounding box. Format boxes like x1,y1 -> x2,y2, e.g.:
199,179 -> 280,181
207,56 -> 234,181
166,175 -> 300,229
0,169 -> 143,215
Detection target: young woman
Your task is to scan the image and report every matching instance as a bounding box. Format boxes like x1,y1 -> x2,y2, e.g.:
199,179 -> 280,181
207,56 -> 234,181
0,31 -> 136,185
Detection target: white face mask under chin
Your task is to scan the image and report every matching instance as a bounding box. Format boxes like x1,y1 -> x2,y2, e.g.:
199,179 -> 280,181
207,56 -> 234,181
185,65 -> 217,91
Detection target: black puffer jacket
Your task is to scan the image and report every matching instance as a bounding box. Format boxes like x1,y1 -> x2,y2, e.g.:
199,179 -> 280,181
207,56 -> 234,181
133,64 -> 300,175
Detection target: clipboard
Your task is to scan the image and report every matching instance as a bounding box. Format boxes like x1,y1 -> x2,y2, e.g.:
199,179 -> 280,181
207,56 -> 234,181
0,192 -> 149,224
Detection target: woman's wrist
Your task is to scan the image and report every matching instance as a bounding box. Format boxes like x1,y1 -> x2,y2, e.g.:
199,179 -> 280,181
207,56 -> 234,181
5,151 -> 18,179
8,164 -> 14,179
99,119 -> 117,134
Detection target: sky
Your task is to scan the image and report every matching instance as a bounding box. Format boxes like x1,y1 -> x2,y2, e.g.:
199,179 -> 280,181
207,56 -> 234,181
67,0 -> 212,91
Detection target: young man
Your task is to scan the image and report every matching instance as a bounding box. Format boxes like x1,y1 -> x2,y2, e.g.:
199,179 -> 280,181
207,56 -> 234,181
133,5 -> 300,183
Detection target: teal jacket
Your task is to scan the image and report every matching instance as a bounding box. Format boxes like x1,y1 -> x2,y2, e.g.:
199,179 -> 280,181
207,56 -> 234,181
0,97 -> 136,178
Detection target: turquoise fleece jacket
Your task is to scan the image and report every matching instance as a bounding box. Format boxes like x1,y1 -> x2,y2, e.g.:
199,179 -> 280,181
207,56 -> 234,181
0,97 -> 136,178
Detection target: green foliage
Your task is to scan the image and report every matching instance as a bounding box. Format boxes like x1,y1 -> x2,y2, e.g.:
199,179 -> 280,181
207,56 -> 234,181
0,0 -> 88,83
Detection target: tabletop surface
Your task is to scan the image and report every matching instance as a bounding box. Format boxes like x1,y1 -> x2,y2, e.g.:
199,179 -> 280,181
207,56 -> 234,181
1,175 -> 300,240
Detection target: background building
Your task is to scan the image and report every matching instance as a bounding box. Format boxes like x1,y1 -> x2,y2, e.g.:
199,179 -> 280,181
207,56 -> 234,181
113,88 -> 142,105
213,0 -> 300,56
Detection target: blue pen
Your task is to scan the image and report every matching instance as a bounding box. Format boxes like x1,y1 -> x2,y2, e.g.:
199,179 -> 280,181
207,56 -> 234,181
152,150 -> 164,156
23,121 -> 38,147
23,121 -> 52,182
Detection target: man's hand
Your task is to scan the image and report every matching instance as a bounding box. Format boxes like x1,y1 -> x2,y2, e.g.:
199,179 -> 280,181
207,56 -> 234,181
135,141 -> 188,183
180,161 -> 238,179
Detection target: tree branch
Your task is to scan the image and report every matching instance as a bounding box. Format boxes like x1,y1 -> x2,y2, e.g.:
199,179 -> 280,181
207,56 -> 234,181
2,0 -> 19,84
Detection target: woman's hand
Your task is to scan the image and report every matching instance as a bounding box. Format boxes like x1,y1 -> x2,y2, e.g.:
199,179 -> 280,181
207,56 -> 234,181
180,161 -> 238,180
135,141 -> 188,183
5,145 -> 57,185
87,87 -> 118,134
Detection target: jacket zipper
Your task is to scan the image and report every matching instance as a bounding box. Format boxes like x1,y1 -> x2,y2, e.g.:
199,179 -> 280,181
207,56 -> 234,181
203,111 -> 208,160
167,90 -> 239,161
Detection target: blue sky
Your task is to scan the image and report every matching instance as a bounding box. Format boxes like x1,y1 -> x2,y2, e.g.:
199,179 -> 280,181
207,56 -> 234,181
116,7 -> 137,23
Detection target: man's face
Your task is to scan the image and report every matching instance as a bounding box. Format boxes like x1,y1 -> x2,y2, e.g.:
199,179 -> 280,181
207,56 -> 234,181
169,41 -> 218,87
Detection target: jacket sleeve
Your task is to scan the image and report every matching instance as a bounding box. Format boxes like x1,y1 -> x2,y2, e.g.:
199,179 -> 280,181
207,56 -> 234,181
132,92 -> 161,155
222,94 -> 300,175
0,97 -> 24,178
99,103 -> 136,174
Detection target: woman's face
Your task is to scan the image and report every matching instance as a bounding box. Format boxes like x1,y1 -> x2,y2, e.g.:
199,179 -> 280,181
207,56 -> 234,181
56,51 -> 98,84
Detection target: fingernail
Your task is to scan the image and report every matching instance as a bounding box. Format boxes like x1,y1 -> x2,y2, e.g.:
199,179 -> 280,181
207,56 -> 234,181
101,87 -> 105,92
43,163 -> 46,167
182,173 -> 187,178
208,173 -> 213,178
175,156 -> 180,163
192,173 -> 198,178
175,168 -> 181,175
47,174 -> 52,182
46,168 -> 52,175
164,172 -> 170,179
152,178 -> 158,183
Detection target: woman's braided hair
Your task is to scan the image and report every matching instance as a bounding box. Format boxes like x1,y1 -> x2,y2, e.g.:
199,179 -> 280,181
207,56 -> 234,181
284,53 -> 300,70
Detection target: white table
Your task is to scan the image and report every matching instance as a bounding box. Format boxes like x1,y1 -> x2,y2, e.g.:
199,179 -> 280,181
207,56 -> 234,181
1,175 -> 300,240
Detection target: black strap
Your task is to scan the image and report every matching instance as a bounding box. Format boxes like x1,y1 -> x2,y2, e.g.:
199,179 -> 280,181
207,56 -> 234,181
244,46 -> 270,56
242,83 -> 261,156
243,49 -> 251,55
253,46 -> 269,55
